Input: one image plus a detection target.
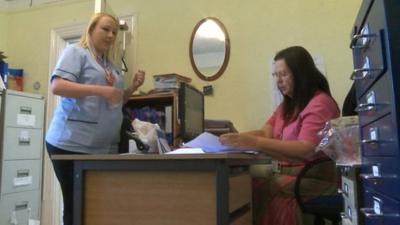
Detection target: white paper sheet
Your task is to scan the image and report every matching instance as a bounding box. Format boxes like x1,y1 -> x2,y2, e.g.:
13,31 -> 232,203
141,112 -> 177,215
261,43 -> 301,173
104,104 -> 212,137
165,148 -> 204,154
183,132 -> 257,154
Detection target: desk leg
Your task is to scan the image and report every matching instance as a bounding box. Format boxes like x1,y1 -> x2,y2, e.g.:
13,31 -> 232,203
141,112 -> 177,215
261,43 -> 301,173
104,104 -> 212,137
73,161 -> 83,225
216,163 -> 230,225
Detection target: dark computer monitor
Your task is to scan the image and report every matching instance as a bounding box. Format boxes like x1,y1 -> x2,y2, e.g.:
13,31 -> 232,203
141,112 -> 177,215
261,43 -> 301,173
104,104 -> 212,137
179,83 -> 204,142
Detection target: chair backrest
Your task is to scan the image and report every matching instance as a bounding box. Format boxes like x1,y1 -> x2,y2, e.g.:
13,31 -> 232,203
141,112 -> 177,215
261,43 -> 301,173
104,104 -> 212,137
294,155 -> 343,224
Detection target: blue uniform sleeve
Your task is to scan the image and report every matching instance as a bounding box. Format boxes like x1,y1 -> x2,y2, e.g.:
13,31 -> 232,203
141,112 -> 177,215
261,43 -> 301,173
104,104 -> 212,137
51,45 -> 84,82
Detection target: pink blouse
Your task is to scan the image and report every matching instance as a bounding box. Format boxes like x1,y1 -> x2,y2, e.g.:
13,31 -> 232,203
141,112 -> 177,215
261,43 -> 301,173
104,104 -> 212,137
267,92 -> 340,145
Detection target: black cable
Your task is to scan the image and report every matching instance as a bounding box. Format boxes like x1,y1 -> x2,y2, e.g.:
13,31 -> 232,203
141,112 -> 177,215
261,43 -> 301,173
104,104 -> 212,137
121,56 -> 128,72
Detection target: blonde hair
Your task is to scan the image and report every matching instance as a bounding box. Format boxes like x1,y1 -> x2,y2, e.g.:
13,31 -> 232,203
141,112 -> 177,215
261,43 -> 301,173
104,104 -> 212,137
79,12 -> 119,61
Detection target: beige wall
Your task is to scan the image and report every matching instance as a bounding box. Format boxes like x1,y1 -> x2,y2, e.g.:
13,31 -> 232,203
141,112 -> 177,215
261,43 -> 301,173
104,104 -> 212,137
0,13 -> 8,56
4,0 -> 361,131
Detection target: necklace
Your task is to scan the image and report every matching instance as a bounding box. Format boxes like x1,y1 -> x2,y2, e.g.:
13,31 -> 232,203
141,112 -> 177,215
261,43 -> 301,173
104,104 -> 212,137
88,46 -> 115,86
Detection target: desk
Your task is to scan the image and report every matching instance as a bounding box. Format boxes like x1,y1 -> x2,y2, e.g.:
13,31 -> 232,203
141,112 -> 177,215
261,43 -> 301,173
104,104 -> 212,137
52,153 -> 269,225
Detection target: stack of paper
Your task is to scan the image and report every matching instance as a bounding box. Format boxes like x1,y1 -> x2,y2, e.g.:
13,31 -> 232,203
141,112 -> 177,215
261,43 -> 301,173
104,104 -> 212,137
183,132 -> 257,154
165,148 -> 204,154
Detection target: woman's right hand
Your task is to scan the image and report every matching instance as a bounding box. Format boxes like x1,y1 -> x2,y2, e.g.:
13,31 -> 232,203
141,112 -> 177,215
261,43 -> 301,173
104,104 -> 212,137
100,86 -> 123,105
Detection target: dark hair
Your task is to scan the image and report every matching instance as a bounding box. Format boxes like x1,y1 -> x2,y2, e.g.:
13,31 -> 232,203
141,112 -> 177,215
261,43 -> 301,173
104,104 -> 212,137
274,46 -> 333,122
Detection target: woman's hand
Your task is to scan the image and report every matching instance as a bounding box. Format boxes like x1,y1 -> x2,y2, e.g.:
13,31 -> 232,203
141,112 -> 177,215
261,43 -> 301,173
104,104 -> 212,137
100,86 -> 123,105
131,70 -> 145,90
123,70 -> 145,103
219,133 -> 258,149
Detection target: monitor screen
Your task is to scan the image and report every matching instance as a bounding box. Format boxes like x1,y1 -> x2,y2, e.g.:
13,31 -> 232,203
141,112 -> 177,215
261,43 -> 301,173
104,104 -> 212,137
179,83 -> 204,142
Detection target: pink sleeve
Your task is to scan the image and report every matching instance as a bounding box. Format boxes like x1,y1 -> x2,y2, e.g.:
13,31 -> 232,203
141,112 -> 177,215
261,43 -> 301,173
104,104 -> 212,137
298,93 -> 340,144
266,104 -> 282,127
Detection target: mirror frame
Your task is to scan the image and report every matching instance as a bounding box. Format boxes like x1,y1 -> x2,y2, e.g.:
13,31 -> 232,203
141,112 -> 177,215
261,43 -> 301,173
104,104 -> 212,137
189,17 -> 230,81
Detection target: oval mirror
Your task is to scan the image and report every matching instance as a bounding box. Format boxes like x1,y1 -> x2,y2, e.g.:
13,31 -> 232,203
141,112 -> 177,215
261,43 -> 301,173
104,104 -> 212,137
190,17 -> 230,81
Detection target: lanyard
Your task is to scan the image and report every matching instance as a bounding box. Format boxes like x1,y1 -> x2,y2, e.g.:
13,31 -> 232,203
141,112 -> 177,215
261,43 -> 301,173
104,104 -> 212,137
95,55 -> 115,86
88,46 -> 115,86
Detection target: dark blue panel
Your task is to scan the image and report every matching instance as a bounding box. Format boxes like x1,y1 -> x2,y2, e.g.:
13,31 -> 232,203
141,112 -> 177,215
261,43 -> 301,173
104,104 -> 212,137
361,113 -> 398,156
357,73 -> 393,126
352,0 -> 387,98
353,0 -> 400,223
361,157 -> 400,200
362,186 -> 400,225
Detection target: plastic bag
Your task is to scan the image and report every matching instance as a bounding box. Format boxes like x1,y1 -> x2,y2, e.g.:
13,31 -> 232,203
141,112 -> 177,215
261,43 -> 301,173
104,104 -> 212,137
132,118 -> 161,153
316,116 -> 361,166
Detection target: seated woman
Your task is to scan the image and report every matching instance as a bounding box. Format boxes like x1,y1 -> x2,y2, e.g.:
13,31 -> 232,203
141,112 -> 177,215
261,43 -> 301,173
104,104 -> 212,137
220,46 -> 340,225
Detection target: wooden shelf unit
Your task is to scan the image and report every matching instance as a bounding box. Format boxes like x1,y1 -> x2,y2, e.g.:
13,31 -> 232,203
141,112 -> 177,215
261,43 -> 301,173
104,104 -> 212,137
126,91 -> 181,146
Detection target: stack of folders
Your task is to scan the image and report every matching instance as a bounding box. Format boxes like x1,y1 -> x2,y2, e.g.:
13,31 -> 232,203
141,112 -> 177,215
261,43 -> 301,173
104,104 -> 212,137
153,73 -> 192,90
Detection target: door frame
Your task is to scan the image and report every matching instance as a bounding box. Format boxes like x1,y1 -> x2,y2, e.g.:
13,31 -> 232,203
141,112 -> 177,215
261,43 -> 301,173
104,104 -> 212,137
43,23 -> 85,225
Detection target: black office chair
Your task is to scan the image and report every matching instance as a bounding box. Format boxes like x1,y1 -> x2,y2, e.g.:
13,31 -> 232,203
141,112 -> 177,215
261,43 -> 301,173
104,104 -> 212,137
294,156 -> 343,225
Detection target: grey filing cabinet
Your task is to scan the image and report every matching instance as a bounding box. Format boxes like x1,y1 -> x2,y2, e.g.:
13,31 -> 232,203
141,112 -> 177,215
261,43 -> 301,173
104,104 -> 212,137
0,89 -> 45,225
341,166 -> 363,225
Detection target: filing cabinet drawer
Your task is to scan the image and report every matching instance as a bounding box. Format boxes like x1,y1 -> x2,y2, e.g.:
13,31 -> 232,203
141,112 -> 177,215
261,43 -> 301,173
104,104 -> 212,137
1,160 -> 41,194
3,127 -> 43,160
0,190 -> 41,225
229,173 -> 251,213
361,157 -> 400,200
342,176 -> 358,209
361,187 -> 400,225
4,91 -> 44,129
357,73 -> 393,126
351,0 -> 387,98
361,113 -> 397,156
340,166 -> 363,225
343,204 -> 360,225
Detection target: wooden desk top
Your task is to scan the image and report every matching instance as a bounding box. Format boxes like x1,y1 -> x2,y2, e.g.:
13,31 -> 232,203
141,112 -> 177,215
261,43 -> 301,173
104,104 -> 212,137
51,153 -> 270,162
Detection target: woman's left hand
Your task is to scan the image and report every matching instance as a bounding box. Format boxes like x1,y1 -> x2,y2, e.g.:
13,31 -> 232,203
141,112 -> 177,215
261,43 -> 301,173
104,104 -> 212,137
219,133 -> 258,149
131,70 -> 145,89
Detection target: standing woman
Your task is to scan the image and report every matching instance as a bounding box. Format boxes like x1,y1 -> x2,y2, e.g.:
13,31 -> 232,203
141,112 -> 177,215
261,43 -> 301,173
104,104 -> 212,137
220,46 -> 340,225
46,13 -> 145,225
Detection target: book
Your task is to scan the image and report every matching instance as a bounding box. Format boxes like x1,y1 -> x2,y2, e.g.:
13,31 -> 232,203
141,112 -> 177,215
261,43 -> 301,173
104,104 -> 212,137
164,105 -> 173,144
153,73 -> 192,89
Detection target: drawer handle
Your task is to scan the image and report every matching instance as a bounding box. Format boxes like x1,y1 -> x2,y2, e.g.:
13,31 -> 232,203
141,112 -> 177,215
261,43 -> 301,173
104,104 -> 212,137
15,201 -> 29,210
360,173 -> 397,184
350,68 -> 382,80
340,212 -> 350,219
18,137 -> 31,145
350,33 -> 376,49
355,103 -> 383,112
17,169 -> 30,177
360,208 -> 400,218
19,106 -> 32,114
350,24 -> 375,49
361,139 -> 391,145
355,102 -> 386,112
